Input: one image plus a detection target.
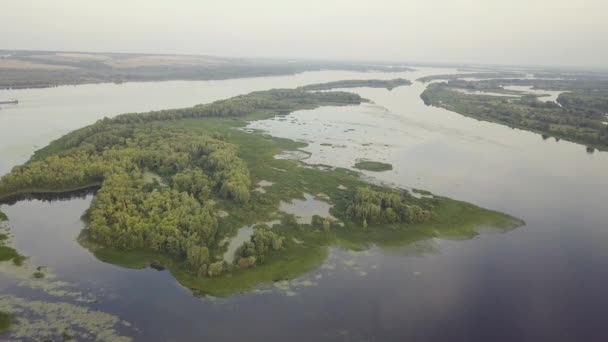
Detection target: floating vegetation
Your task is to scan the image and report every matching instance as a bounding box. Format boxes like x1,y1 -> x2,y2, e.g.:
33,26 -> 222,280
269,276 -> 319,297
0,295 -> 132,341
0,227 -> 97,302
0,311 -> 13,334
0,219 -> 25,266
274,150 -> 311,161
0,245 -> 22,265
353,160 -> 393,172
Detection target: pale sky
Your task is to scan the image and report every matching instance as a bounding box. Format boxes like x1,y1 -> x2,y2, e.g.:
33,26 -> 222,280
1,0 -> 607,68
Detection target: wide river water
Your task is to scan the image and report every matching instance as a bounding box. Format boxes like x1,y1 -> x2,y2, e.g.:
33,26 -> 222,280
1,68 -> 607,341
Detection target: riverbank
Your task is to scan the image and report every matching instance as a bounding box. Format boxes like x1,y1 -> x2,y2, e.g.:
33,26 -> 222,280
420,80 -> 608,151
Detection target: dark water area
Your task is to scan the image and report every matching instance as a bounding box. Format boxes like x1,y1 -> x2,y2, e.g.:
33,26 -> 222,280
1,68 -> 608,341
0,187 -> 98,205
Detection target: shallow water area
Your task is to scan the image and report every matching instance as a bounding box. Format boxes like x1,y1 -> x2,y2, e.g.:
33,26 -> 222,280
278,194 -> 334,224
222,220 -> 280,264
454,88 -> 519,97
503,85 -> 566,103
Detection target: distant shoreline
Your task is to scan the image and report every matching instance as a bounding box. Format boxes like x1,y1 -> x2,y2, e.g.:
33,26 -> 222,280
0,50 -> 414,90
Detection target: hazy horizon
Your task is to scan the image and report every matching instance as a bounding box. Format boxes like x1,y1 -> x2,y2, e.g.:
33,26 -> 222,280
2,0 -> 608,69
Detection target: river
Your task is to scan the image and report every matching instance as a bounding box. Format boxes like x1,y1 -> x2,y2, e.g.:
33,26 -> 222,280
1,68 -> 607,341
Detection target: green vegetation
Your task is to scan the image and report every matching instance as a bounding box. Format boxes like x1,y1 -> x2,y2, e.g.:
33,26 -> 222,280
0,246 -> 21,264
353,160 -> 393,172
0,221 -> 25,266
0,311 -> 13,334
298,78 -> 411,91
417,72 -> 526,83
346,187 -> 431,226
234,225 -> 285,268
0,295 -> 131,341
0,85 -> 523,296
421,79 -> 608,150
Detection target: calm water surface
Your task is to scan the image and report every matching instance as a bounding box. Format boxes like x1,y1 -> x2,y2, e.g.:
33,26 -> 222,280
1,68 -> 608,341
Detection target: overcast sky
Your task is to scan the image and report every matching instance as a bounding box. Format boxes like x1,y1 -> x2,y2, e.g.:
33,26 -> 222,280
2,0 -> 607,68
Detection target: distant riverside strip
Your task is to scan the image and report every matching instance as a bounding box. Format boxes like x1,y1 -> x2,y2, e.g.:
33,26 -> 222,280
298,78 -> 411,91
421,77 -> 608,151
0,50 -> 414,89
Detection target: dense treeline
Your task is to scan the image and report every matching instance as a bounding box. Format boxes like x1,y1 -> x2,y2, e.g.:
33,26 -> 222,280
0,125 -> 252,277
417,72 -> 526,83
346,188 -> 432,226
89,171 -> 219,275
0,152 -> 109,195
107,89 -> 363,125
234,225 -> 284,267
32,89 -> 364,161
558,90 -> 608,114
1,127 -> 251,203
298,78 -> 411,91
421,81 -> 608,150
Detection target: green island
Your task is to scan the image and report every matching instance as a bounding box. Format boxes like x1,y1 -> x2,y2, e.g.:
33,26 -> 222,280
0,86 -> 523,296
353,160 -> 393,172
298,78 -> 411,91
420,78 -> 608,150
416,72 -> 526,83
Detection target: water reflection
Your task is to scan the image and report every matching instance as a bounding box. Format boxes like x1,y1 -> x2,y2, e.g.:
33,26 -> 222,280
279,193 -> 334,224
0,187 -> 98,205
